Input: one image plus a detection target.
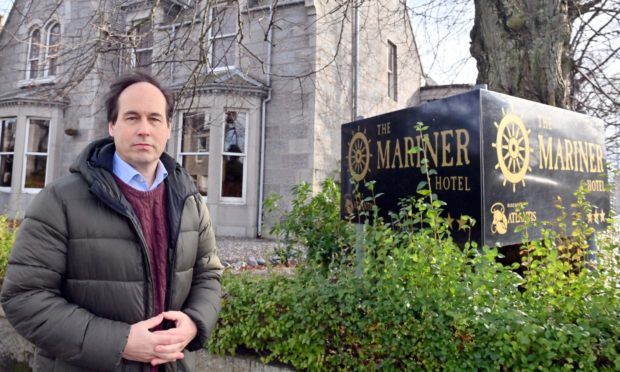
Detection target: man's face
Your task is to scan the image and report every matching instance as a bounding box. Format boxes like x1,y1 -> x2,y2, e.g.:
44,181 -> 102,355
108,82 -> 171,176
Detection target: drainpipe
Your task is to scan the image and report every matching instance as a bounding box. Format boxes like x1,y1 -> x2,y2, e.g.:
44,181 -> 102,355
352,0 -> 359,120
257,4 -> 274,238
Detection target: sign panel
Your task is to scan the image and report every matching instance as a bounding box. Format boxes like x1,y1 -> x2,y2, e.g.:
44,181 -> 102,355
480,92 -> 609,246
341,89 -> 610,247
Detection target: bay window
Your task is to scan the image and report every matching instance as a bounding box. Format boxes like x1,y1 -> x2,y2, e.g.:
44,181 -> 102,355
0,118 -> 16,189
179,112 -> 210,196
23,119 -> 50,190
221,111 -> 246,199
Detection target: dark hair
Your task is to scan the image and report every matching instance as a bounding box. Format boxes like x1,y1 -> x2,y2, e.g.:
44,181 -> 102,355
105,71 -> 174,124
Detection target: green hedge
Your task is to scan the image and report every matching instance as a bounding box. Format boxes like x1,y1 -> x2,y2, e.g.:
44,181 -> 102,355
0,215 -> 16,282
208,180 -> 620,371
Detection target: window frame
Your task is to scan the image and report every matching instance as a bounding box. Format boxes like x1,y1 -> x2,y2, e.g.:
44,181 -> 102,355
0,118 -> 17,193
208,4 -> 238,71
21,117 -> 50,193
129,19 -> 154,70
26,27 -> 41,80
22,22 -> 61,85
177,111 -> 211,199
388,40 -> 398,101
220,110 -> 247,203
44,22 -> 61,78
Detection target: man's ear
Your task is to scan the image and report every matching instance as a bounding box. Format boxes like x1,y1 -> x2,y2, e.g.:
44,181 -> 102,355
108,121 -> 115,137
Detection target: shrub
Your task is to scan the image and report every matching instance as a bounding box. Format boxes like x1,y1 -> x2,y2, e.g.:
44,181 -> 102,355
269,178 -> 356,271
0,215 -> 17,281
209,179 -> 620,371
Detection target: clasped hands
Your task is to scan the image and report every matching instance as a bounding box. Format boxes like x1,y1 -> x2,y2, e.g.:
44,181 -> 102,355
121,311 -> 197,366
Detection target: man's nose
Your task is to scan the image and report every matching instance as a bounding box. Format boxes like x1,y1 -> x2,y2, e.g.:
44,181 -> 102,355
136,118 -> 151,135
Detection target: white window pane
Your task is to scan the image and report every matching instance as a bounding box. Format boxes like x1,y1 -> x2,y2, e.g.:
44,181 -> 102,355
24,119 -> 49,189
49,23 -> 60,45
136,20 -> 153,49
136,50 -> 152,68
182,155 -> 208,196
388,42 -> 398,100
0,119 -> 16,188
221,155 -> 243,197
182,113 -> 210,153
224,111 -> 246,153
0,155 -> 13,187
212,37 -> 235,68
30,29 -> 40,56
1,119 -> 16,152
29,60 -> 39,78
212,6 -> 236,36
27,119 -> 49,153
29,29 -> 41,79
24,155 -> 47,188
48,57 -> 58,76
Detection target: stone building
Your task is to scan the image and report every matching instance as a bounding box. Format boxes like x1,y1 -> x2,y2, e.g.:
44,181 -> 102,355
0,0 -> 424,237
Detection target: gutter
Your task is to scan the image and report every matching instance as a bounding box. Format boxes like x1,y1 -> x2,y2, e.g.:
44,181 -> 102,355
352,1 -> 359,120
257,3 -> 274,238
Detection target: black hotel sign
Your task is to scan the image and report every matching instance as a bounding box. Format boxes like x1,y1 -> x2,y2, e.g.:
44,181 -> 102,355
341,89 -> 610,246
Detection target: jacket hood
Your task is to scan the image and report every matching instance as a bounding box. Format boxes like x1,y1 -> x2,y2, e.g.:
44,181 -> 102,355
70,137 -> 198,199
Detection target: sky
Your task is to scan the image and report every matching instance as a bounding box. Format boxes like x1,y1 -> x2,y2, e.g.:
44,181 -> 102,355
409,1 -> 478,85
0,0 -> 12,18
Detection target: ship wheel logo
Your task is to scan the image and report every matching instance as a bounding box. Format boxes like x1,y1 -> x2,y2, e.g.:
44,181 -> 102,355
347,129 -> 372,181
492,110 -> 532,192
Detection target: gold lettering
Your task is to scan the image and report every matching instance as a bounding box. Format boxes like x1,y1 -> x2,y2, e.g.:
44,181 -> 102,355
443,177 -> 451,190
538,135 -> 554,170
433,176 -> 471,191
423,133 -> 440,168
377,122 -> 391,135
537,136 -> 605,173
564,139 -> 574,171
538,117 -> 552,130
578,141 -> 588,172
586,179 -> 605,192
377,140 -> 390,170
573,140 -> 579,171
596,145 -> 603,173
404,137 -> 415,168
441,130 -> 454,167
589,143 -> 596,173
554,138 -> 566,170
415,135 -> 424,167
455,129 -> 470,166
508,211 -> 537,224
392,139 -> 404,169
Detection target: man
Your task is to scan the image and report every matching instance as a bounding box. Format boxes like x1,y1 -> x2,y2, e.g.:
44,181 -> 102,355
0,72 -> 223,371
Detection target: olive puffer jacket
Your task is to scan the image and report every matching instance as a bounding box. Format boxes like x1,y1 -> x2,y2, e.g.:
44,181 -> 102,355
0,138 -> 224,372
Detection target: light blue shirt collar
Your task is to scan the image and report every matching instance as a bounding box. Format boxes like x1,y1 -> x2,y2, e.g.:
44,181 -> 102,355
112,152 -> 168,191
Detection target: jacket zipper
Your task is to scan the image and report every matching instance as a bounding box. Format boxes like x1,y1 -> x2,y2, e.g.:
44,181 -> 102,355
164,194 -> 194,312
92,183 -> 155,318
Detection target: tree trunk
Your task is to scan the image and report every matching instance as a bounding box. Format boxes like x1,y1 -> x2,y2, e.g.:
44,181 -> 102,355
470,0 -> 576,108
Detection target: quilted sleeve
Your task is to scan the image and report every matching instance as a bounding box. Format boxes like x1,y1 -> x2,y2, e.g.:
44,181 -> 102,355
0,184 -> 131,371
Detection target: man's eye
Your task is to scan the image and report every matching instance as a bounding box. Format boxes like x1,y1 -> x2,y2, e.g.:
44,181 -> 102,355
151,117 -> 164,125
127,116 -> 138,121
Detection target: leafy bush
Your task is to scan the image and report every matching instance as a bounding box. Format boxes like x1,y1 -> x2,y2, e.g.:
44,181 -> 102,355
209,179 -> 620,371
268,178 -> 356,271
0,215 -> 17,281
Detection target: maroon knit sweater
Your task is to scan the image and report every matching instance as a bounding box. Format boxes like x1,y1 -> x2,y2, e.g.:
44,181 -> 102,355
114,176 -> 169,318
